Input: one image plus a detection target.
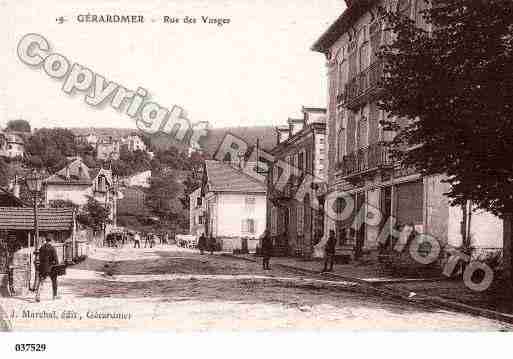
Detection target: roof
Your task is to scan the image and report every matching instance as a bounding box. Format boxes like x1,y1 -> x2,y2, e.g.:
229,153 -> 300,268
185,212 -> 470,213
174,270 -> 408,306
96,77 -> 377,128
311,0 -> 378,53
0,187 -> 26,207
45,159 -> 94,185
0,207 -> 74,231
204,160 -> 266,194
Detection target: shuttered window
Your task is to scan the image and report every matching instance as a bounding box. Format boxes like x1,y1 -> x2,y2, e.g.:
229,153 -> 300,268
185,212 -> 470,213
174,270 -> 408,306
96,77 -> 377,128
396,181 -> 423,226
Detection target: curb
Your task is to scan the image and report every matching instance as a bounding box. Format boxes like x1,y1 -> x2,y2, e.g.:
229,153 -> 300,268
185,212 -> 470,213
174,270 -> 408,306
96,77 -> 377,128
223,253 -> 513,326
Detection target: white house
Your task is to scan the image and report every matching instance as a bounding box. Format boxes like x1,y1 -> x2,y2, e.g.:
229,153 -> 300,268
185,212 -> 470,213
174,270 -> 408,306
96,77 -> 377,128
43,159 -> 120,226
201,160 -> 267,252
0,132 -> 25,159
122,135 -> 147,152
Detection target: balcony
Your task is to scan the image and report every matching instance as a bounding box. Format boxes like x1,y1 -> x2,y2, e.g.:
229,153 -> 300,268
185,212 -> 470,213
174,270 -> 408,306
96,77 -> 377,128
344,60 -> 384,109
337,143 -> 393,178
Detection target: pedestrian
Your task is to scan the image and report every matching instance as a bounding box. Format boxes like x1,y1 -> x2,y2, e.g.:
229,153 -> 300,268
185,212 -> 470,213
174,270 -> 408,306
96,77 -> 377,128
209,235 -> 216,255
261,230 -> 273,270
144,232 -> 150,248
134,232 -> 141,248
321,230 -> 337,273
163,232 -> 169,245
35,237 -> 59,302
198,233 -> 206,255
150,233 -> 157,248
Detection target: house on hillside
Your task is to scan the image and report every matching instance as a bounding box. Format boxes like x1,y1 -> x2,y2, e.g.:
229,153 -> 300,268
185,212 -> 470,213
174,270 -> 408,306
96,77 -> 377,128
189,187 -> 205,237
76,133 -> 98,146
96,137 -> 120,161
311,0 -> 502,264
200,160 -> 267,252
43,158 -> 120,226
121,134 -> 147,153
0,132 -> 25,159
267,107 -> 327,257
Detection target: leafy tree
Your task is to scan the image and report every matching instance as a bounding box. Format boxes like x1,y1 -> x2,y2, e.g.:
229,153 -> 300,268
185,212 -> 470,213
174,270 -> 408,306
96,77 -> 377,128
77,196 -> 111,232
380,0 -> 513,280
6,119 -> 31,133
25,128 -> 77,172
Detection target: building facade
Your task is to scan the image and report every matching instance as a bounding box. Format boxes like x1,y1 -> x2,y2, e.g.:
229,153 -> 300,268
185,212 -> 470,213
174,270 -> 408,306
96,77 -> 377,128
201,160 -> 267,252
44,159 -> 120,226
189,187 -> 205,237
96,138 -> 120,161
312,0 -> 502,262
267,107 -> 327,257
0,132 -> 25,159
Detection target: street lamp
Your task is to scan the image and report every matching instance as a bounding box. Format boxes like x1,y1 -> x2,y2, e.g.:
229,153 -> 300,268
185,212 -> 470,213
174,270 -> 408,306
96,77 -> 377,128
25,170 -> 43,286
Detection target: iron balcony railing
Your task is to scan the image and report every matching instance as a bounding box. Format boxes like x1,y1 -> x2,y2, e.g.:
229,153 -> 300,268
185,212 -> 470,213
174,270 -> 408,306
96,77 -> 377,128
338,143 -> 393,177
344,60 -> 384,106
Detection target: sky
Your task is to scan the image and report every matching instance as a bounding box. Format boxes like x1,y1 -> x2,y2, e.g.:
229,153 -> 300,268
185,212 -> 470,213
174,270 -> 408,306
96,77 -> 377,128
0,0 -> 344,130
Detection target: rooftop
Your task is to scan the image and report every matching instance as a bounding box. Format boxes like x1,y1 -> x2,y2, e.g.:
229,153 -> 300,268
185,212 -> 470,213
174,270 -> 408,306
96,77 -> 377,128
204,160 -> 266,194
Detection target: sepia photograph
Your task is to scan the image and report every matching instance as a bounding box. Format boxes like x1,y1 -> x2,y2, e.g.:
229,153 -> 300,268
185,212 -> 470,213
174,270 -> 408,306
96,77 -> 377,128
0,0 -> 513,356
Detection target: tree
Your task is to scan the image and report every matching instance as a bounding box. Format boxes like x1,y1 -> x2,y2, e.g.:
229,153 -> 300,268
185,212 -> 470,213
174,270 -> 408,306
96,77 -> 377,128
25,128 -> 77,172
77,196 -> 111,233
380,0 -> 513,282
6,119 -> 31,133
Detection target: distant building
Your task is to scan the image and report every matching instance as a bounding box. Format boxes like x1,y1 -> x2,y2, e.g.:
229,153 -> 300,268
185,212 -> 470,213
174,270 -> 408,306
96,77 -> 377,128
96,137 -> 120,161
121,170 -> 151,188
200,160 -> 267,252
189,187 -> 205,237
0,132 -> 25,159
122,134 -> 147,152
267,106 -> 327,257
76,133 -> 98,146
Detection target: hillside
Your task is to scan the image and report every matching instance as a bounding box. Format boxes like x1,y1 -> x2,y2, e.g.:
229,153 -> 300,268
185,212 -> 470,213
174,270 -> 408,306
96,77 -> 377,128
68,125 -> 278,156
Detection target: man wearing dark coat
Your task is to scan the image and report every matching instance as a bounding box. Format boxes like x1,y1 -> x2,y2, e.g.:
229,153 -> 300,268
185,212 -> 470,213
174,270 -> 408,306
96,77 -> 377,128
35,237 -> 59,302
198,233 -> 207,254
261,230 -> 273,270
321,230 -> 337,273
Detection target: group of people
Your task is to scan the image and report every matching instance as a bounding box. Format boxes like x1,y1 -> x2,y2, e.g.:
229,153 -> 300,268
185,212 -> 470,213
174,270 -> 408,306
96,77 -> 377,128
197,233 -> 216,255
130,231 -> 170,248
258,229 -> 338,273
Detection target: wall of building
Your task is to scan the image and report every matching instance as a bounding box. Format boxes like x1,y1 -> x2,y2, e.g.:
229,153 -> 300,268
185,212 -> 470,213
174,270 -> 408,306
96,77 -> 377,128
215,193 -> 266,238
45,184 -> 92,206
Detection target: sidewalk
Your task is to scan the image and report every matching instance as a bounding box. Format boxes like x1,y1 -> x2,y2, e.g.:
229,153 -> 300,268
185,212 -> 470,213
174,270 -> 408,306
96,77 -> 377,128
226,252 -> 513,325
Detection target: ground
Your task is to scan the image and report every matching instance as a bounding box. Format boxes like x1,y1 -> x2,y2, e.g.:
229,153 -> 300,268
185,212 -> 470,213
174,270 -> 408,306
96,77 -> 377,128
1,244 -> 512,331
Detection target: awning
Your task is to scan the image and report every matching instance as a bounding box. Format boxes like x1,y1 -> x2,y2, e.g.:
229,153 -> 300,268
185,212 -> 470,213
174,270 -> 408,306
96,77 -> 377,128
0,207 -> 74,231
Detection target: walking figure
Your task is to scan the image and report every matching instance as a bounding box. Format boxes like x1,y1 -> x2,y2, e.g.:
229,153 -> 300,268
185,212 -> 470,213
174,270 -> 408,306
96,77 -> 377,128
198,233 -> 207,255
321,230 -> 337,273
35,237 -> 59,302
209,236 -> 216,255
133,232 -> 141,248
261,230 -> 273,270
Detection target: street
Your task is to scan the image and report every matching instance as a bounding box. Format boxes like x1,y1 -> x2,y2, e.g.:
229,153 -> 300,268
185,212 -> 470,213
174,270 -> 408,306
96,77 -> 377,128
1,244 -> 512,331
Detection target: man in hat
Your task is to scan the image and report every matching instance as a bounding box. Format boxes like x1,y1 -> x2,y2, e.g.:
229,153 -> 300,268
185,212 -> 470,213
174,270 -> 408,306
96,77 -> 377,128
35,237 -> 59,302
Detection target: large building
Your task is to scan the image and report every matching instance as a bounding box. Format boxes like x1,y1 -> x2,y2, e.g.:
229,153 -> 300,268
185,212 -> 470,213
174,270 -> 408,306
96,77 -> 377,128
312,0 -> 502,261
200,160 -> 267,252
266,107 -> 327,257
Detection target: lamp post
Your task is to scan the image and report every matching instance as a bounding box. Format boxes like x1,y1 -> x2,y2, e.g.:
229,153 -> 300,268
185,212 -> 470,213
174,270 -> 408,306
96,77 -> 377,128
25,170 -> 43,280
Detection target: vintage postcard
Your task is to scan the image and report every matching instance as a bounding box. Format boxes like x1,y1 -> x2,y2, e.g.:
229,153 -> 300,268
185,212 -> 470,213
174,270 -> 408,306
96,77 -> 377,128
1,0 -> 513,346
